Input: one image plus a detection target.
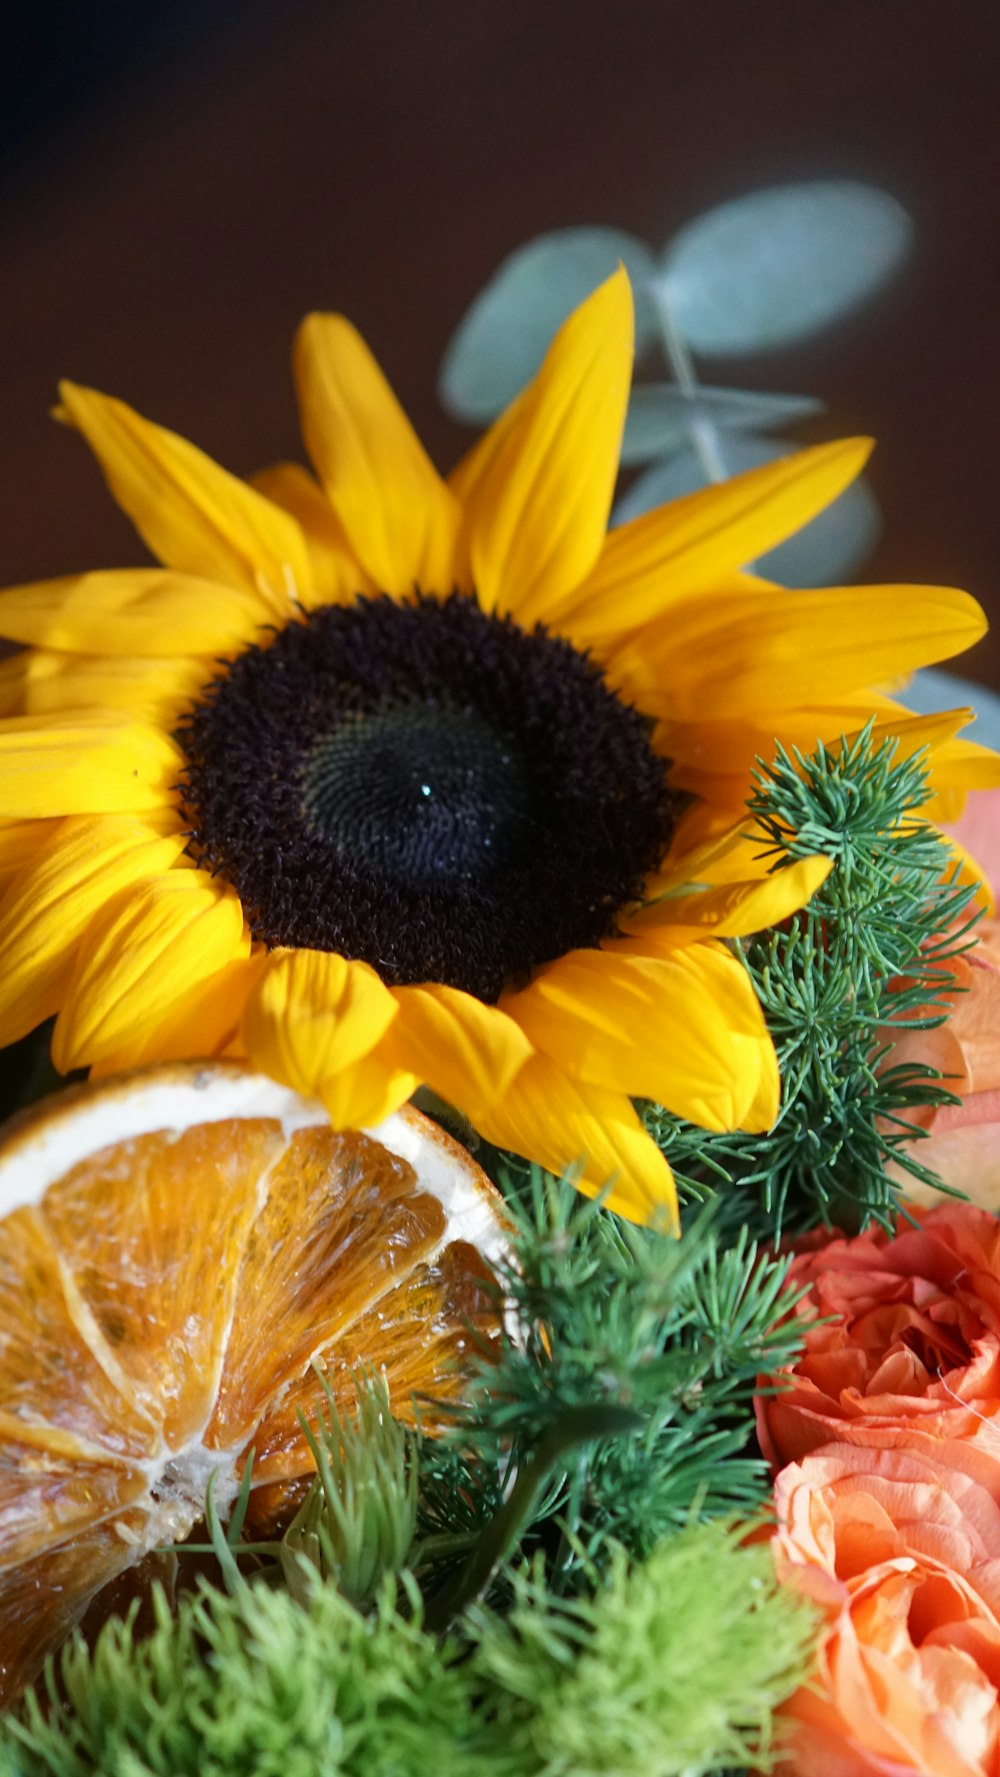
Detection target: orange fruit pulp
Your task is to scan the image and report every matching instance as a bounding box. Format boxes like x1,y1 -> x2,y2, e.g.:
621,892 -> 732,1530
0,1060 -> 506,1702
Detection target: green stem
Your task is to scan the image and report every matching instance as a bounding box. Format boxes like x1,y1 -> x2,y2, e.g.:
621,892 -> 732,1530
408,1528 -> 481,1571
424,1403 -> 643,1630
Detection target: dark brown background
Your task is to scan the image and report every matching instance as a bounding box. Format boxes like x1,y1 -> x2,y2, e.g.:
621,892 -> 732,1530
0,1 -> 997,686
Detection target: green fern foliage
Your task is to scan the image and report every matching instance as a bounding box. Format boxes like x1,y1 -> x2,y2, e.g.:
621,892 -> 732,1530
417,1180 -> 805,1592
647,723 -> 979,1234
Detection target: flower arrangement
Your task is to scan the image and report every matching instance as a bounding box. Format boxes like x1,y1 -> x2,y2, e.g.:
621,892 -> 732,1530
0,193 -> 999,1774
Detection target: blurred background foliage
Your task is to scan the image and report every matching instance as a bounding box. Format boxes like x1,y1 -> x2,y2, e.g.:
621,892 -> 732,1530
0,1 -> 997,686
439,187 -> 910,587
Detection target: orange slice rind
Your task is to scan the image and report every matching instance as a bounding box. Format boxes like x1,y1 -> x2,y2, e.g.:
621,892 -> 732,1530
0,1060 -> 506,1702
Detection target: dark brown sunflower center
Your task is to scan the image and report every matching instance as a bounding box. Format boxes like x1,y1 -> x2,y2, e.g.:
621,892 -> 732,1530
301,700 -> 536,884
176,592 -> 679,1001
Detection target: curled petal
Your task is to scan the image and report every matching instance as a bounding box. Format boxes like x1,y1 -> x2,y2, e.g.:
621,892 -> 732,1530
474,1052 -> 678,1231
503,941 -> 778,1133
382,982 -> 533,1113
240,948 -> 412,1129
622,854 -> 833,946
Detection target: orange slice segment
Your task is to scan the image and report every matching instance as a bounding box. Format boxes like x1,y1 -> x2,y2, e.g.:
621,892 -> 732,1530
0,1061 -> 506,1703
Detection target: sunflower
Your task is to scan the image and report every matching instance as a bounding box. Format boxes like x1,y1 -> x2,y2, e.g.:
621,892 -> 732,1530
0,271 -> 994,1226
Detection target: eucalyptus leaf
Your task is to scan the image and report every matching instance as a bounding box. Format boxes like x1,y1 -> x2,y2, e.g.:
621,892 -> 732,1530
659,181 -> 912,356
621,383 -> 823,466
440,228 -> 658,422
614,434 -> 881,586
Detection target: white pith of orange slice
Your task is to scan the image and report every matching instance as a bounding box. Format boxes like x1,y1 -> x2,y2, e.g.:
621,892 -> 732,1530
0,1060 -> 506,1703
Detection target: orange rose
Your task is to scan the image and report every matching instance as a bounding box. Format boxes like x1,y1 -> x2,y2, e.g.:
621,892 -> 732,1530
757,1205 -> 1000,1473
773,1442 -> 1000,1776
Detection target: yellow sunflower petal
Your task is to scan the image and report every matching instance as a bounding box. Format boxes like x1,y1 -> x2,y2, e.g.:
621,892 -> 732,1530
447,388 -> 527,505
0,649 -> 212,724
619,853 -> 833,947
465,269 -> 633,624
57,383 -> 313,608
555,439 -> 871,641
52,870 -> 249,1072
664,739 -> 994,813
329,1057 -> 420,1130
0,819 -> 63,890
667,800 -> 747,863
380,982 -> 533,1113
474,1052 -> 678,1231
0,570 -> 273,657
90,953 -> 263,1075
0,813 -> 188,1045
0,714 -> 183,818
645,823 -> 773,896
644,820 -> 800,899
607,583 -> 988,722
922,785 -> 970,827
939,830 -> 996,914
660,702 -> 1000,819
665,943 -> 780,1132
870,715 -> 1000,793
239,947 -> 412,1129
922,786 -> 969,827
855,704 -> 975,758
251,462 -> 372,607
734,1024 -> 781,1133
294,314 -> 462,598
832,706 -> 1000,817
652,689 -> 907,777
502,941 -> 776,1133
845,704 -> 1000,825
929,739 -> 1000,792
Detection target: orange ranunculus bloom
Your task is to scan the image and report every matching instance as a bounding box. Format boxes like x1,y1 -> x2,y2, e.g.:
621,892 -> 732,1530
773,1442 -> 1000,1776
756,1205 -> 1000,1473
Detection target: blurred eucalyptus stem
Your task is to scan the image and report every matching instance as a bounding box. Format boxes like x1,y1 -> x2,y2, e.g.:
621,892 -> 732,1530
441,180 -> 912,586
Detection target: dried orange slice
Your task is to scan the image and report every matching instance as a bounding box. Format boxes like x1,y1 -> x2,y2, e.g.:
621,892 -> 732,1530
0,1060 -> 505,1702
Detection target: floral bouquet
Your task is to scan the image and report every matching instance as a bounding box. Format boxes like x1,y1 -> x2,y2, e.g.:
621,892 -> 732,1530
0,216 -> 998,1776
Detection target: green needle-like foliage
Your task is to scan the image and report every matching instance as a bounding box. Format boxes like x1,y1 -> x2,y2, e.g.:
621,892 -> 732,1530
646,724 -> 979,1236
280,1369 -> 418,1608
419,1177 -> 805,1582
